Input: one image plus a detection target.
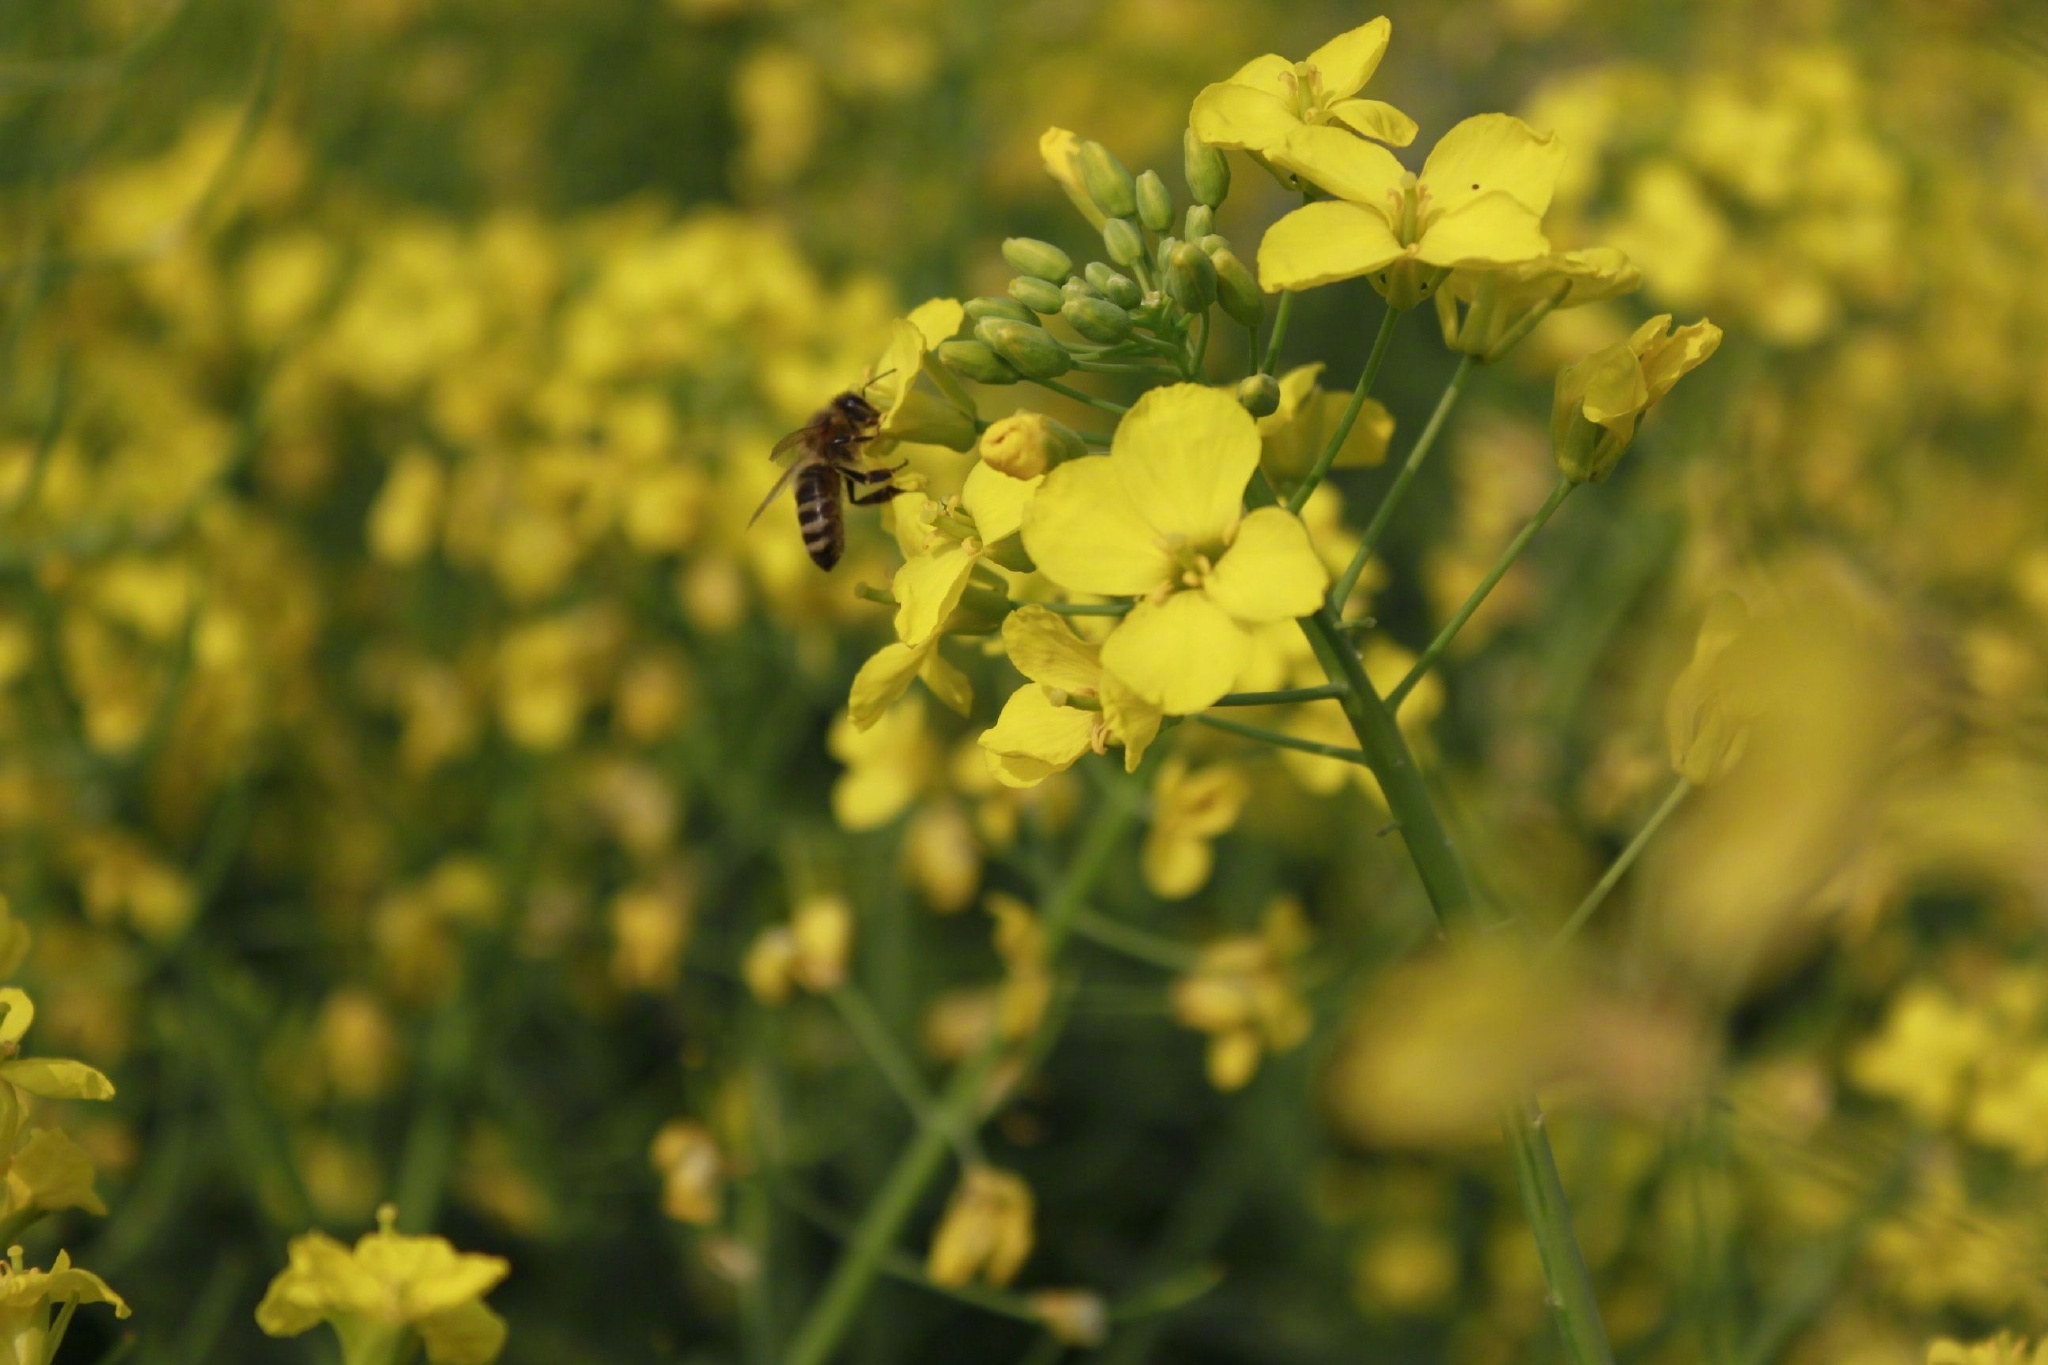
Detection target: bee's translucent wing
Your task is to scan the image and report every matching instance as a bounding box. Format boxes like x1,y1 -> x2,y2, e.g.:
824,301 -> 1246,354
746,458 -> 806,528
770,426 -> 814,463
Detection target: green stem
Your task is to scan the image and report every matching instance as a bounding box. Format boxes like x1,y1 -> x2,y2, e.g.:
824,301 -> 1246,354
1285,303 -> 1400,514
1193,712 -> 1369,766
1210,683 -> 1347,707
1259,291 -> 1295,374
1036,377 -> 1129,416
1388,478 -> 1574,709
782,770 -> 1144,1365
1070,907 -> 1202,972
1503,1095 -> 1615,1365
1035,600 -> 1134,617
1539,778 -> 1691,963
829,985 -> 981,1166
1331,354 -> 1478,608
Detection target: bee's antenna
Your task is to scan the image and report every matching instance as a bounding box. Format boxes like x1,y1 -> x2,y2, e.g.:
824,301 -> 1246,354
860,368 -> 897,396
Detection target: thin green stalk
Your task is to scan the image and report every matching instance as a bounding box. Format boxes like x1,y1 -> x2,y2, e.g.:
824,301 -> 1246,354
1331,354 -> 1478,608
1036,377 -> 1130,416
1285,303 -> 1400,513
1035,600 -> 1134,617
782,772 -> 1145,1365
1540,778 -> 1691,963
1210,683 -> 1348,707
1193,712 -> 1369,766
829,985 -> 981,1166
1259,290 -> 1295,374
1070,906 -> 1202,972
1388,478 -> 1574,709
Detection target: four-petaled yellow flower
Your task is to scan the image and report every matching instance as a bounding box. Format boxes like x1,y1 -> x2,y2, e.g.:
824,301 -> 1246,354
1551,313 -> 1723,483
1190,18 -> 1417,158
978,606 -> 1162,785
0,1248 -> 128,1365
1022,385 -> 1329,715
1258,114 -> 1565,309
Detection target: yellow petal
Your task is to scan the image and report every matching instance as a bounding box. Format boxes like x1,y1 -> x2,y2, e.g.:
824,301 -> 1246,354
1023,455 -> 1172,597
849,641 -> 931,729
960,460 -> 1041,543
1421,113 -> 1566,219
980,687 -> 1095,788
1204,507 -> 1330,623
1002,606 -> 1101,692
1637,317 -> 1724,404
906,298 -> 965,350
1257,201 -> 1404,292
1271,126 -> 1405,205
1100,669 -> 1163,771
1101,594 -> 1249,715
1305,18 -> 1392,97
1325,98 -> 1418,148
0,987 -> 32,1047
1111,384 -> 1260,547
1040,127 -> 1106,230
0,1058 -> 115,1100
1579,345 -> 1651,426
1189,82 -> 1297,153
417,1301 -> 510,1365
1415,192 -> 1550,268
892,544 -> 978,647
1223,52 -> 1294,98
920,647 -> 973,717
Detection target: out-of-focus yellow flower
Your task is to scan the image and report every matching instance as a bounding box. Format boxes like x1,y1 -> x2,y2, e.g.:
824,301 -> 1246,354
1928,1335 -> 2048,1365
1030,1289 -> 1109,1348
1665,593 -> 1754,785
732,45 -> 823,190
0,1249 -> 128,1363
1846,982 -> 1989,1126
1170,898 -> 1311,1090
1354,1225 -> 1460,1314
1254,363 -> 1393,486
978,607 -> 1162,786
1141,757 -> 1249,900
650,1120 -> 725,1226
1258,115 -> 1563,308
742,894 -> 854,1004
1551,313 -> 1722,483
927,1166 -> 1035,1289
829,699 -> 935,829
1023,385 -> 1327,714
904,801 -> 981,913
1190,19 -> 1417,157
609,877 -> 693,993
255,1205 -> 509,1365
368,448 -> 446,566
5,1127 -> 107,1217
317,988 -> 403,1103
986,893 -> 1050,1040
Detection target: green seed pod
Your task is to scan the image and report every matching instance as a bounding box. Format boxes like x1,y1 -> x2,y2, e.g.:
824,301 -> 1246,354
1001,237 -> 1073,283
1062,294 -> 1134,343
1062,275 -> 1100,303
937,338 -> 1021,385
1102,217 -> 1146,269
1184,127 -> 1231,208
1165,241 -> 1217,313
1184,204 -> 1215,240
974,317 -> 1073,381
1237,373 -> 1281,418
1008,275 -> 1065,315
1210,248 -> 1263,328
1135,170 -> 1174,233
966,295 -> 1037,326
1078,140 -> 1138,220
1085,262 -> 1142,309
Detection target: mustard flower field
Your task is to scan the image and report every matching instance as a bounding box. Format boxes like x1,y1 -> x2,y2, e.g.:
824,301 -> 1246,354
2,1 -> 2047,1362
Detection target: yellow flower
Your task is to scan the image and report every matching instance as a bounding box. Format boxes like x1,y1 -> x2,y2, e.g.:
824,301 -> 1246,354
1190,19 -> 1417,158
649,1120 -> 725,1225
1551,313 -> 1723,483
1254,363 -> 1394,486
1665,593 -> 1754,785
927,1166 -> 1035,1288
0,989 -> 116,1107
1257,115 -> 1565,309
1434,246 -> 1642,362
829,698 -> 935,829
978,606 -> 1163,786
6,1127 -> 106,1217
1928,1335 -> 2048,1365
985,893 -> 1051,1039
867,299 -> 977,456
1141,757 -> 1250,900
1846,982 -> 1988,1125
255,1205 -> 510,1365
1169,899 -> 1312,1091
1039,128 -> 1106,230
0,1249 -> 128,1365
1022,385 -> 1328,715
741,894 -> 854,1003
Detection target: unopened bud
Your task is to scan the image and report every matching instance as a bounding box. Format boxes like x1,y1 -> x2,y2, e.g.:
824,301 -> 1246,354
1061,294 -> 1133,343
1084,262 -> 1141,309
1236,373 -> 1281,418
1102,217 -> 1145,269
1165,241 -> 1217,313
980,411 -> 1087,480
1154,234 -> 1180,280
1184,127 -> 1231,208
974,318 -> 1073,381
790,893 -> 853,993
1197,234 -> 1230,257
1008,276 -> 1064,316
938,338 -> 1021,385
1210,248 -> 1262,327
1184,204 -> 1215,239
966,295 -> 1037,326
1134,170 -> 1173,233
1061,276 -> 1099,303
1077,140 -> 1137,220
1001,237 -> 1072,283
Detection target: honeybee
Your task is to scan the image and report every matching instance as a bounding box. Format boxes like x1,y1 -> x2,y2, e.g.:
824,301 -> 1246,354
749,376 -> 906,571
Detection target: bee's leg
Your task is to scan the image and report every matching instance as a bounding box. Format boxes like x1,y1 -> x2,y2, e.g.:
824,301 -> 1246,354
844,463 -> 905,485
848,483 -> 911,506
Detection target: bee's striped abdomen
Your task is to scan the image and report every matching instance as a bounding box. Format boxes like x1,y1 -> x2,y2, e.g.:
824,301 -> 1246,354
795,463 -> 845,570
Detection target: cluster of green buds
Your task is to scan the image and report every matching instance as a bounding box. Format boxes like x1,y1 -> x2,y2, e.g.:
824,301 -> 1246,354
938,132 -> 1263,390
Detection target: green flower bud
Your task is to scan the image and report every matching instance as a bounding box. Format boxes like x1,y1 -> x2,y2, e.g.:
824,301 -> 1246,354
1236,373 -> 1281,418
1209,248 -> 1263,328
966,295 -> 1037,326
1102,217 -> 1146,269
1165,241 -> 1216,313
1062,294 -> 1133,343
1154,235 -> 1180,280
937,338 -> 1021,385
974,317 -> 1073,381
1183,128 -> 1230,208
1008,276 -> 1065,315
1085,262 -> 1142,309
1062,276 -> 1100,303
1184,204 -> 1215,240
979,411 -> 1088,479
1134,170 -> 1173,233
1001,237 -> 1073,283
1197,234 -> 1230,257
1078,140 -> 1138,220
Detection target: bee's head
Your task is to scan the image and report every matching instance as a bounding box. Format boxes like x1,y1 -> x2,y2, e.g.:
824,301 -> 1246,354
835,390 -> 881,426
